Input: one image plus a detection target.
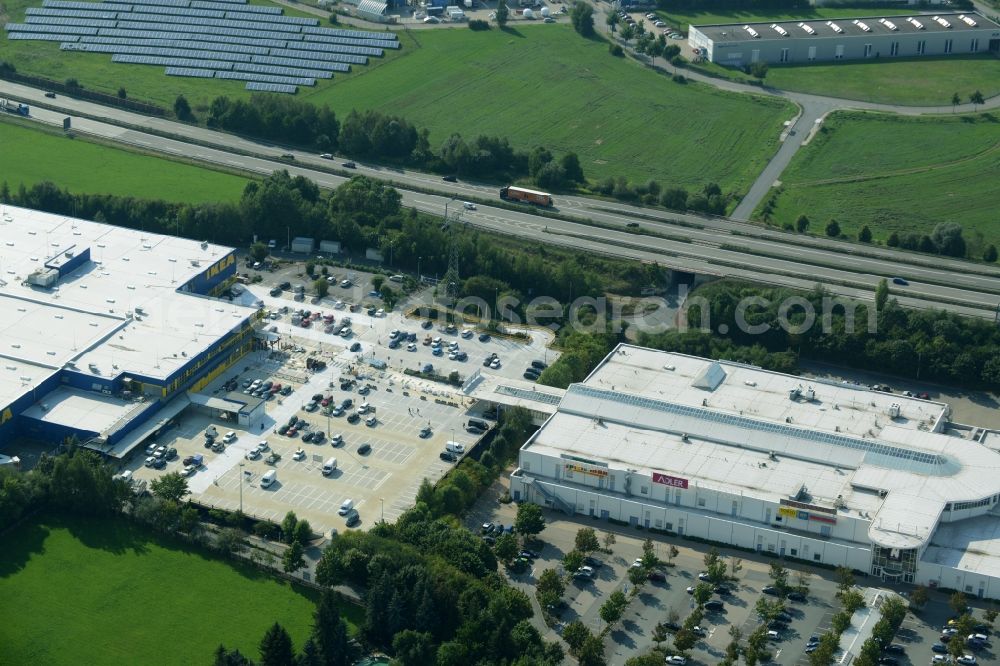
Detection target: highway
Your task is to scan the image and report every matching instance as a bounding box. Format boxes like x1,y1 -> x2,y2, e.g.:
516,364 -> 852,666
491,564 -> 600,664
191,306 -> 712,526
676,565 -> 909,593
3,79 -> 999,319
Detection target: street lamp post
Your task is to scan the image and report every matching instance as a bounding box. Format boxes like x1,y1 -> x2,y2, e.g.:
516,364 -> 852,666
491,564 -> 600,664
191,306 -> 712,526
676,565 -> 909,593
418,256 -> 422,283
380,497 -> 384,523
239,461 -> 245,514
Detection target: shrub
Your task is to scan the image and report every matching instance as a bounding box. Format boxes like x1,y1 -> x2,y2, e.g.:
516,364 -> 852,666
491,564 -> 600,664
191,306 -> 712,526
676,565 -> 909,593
468,19 -> 490,30
609,43 -> 624,56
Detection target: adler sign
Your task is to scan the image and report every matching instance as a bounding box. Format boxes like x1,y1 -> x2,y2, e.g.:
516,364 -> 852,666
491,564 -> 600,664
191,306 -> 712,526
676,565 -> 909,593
652,472 -> 688,489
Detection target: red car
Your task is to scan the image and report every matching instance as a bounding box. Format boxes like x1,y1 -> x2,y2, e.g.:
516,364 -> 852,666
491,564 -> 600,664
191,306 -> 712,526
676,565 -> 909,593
287,427 -> 298,437
321,397 -> 331,407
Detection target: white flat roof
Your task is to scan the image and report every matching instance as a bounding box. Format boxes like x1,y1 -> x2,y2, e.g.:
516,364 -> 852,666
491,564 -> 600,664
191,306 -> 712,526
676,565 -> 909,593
21,386 -> 139,434
923,515 -> 1000,581
525,345 -> 1000,551
0,205 -> 257,395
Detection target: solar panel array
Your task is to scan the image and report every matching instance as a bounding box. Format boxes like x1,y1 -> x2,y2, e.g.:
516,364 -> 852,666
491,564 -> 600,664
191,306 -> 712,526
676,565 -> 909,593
5,0 -> 400,94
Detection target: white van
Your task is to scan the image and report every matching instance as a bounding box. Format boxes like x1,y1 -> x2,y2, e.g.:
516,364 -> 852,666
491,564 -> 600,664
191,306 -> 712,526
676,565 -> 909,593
445,441 -> 465,454
322,458 -> 338,476
338,499 -> 354,516
261,469 -> 277,488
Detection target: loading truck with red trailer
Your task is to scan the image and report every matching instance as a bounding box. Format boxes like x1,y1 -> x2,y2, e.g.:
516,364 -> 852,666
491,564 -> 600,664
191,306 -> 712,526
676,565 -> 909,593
499,186 -> 553,207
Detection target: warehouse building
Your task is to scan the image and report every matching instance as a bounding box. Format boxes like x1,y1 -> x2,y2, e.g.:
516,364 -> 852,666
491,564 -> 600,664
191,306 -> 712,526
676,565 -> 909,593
688,12 -> 1000,65
510,345 -> 1000,598
0,205 -> 260,455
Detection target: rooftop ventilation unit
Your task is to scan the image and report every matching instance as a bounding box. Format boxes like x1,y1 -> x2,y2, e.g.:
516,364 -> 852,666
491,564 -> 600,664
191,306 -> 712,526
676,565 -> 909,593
770,23 -> 788,36
200,240 -> 209,250
805,387 -> 816,402
798,22 -> 816,35
743,25 -> 760,38
788,387 -> 802,401
879,18 -> 898,31
907,17 -> 924,29
959,14 -> 977,27
826,20 -> 843,34
888,403 -> 901,419
933,15 -> 951,28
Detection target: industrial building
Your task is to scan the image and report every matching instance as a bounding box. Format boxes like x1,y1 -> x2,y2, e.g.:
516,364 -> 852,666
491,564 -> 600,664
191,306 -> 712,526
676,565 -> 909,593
0,205 -> 261,456
510,345 -> 1000,598
688,12 -> 1000,65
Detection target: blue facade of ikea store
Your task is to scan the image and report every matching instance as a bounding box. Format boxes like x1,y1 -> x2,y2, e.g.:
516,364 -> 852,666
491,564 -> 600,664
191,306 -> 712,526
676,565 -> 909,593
1,249 -> 255,452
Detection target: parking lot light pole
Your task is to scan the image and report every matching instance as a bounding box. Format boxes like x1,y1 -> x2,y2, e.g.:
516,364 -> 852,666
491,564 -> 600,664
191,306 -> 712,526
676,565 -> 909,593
239,461 -> 244,514
380,497 -> 384,523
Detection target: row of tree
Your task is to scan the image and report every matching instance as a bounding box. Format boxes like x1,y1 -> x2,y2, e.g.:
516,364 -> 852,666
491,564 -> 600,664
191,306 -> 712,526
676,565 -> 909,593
205,95 -> 586,188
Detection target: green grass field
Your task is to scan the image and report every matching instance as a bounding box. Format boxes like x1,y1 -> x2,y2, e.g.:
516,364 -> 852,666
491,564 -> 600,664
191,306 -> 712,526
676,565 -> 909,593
0,515 -> 360,665
0,118 -> 248,201
0,0 -> 402,111
759,110 -> 1000,251
304,25 -> 794,191
764,55 -> 1000,106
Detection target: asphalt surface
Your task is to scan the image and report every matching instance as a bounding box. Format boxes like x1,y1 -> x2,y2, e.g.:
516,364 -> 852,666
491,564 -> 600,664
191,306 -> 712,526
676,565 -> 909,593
3,80 -> 1000,319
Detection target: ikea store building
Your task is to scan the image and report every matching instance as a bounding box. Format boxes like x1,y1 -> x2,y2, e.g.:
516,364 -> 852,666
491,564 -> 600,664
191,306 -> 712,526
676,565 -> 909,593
0,205 -> 260,456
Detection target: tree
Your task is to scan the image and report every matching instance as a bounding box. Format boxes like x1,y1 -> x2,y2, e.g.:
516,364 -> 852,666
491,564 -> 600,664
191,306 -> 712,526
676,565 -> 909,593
970,89 -> 985,110
515,501 -> 545,537
628,566 -> 648,588
841,589 -> 865,613
569,1 -> 594,37
749,61 -> 769,80
561,620 -> 591,654
667,544 -> 679,565
795,571 -> 811,596
619,22 -> 635,45
875,278 -> 890,311
292,519 -> 313,545
910,585 -> 929,608
213,646 -> 253,666
577,634 -> 607,666
704,547 -> 726,582
641,538 -> 659,569
575,527 -> 600,554
174,94 -> 193,121
729,557 -> 743,581
281,511 -> 299,544
651,623 -> 668,649
602,531 -> 616,551
769,562 -> 788,591
149,472 -> 189,503
249,241 -> 268,262
950,591 -> 969,615
600,589 -> 629,628
795,214 -> 809,233
887,231 -> 900,247
536,568 -> 565,605
495,0 -> 508,27
930,221 -> 966,257
561,152 -> 585,184
259,623 -> 295,666
825,219 -> 841,237
606,10 -> 619,33
283,540 -> 306,573
984,244 -> 998,263
392,630 -> 435,666
984,608 -> 998,626
314,277 -> 329,299
858,225 -> 872,243
835,566 -> 855,596
313,589 -> 351,666
563,549 -> 584,573
494,532 -> 519,564
371,275 -> 385,293
952,92 -> 961,112
693,582 -> 713,607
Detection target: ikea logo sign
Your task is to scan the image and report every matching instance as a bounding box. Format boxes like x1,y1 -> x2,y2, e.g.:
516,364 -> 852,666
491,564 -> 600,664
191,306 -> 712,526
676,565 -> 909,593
0,407 -> 13,426
205,254 -> 235,280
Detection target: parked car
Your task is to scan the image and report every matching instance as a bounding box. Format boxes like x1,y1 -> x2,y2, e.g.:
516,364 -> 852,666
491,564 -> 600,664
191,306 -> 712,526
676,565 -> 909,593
665,657 -> 687,665
762,585 -> 779,595
442,175 -> 457,182
705,600 -> 724,611
342,161 -> 356,169
357,443 -> 372,455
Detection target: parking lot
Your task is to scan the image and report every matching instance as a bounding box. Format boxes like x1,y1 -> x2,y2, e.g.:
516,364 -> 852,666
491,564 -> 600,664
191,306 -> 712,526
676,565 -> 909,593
127,262 -> 556,537
467,495 -> 995,666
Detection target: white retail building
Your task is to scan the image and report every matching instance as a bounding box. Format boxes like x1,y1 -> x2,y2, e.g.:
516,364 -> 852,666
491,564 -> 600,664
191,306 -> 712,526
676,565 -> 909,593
509,345 -> 1000,598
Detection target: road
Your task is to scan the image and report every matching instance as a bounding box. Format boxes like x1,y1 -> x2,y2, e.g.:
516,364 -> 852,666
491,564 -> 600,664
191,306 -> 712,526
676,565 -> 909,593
3,80 -> 1000,319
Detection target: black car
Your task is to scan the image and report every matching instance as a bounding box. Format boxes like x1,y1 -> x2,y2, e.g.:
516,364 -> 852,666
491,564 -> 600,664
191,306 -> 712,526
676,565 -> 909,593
288,415 -> 299,427
342,398 -> 353,408
478,333 -> 491,342
279,281 -> 291,290
583,556 -> 603,568
715,586 -> 731,595
878,658 -> 899,666
440,451 -> 458,462
350,342 -> 361,352
345,513 -> 360,528
762,585 -> 779,596
523,370 -> 540,380
482,534 -> 496,545
278,425 -> 289,435
165,448 -> 178,461
883,645 -> 905,654
312,432 -> 325,444
531,360 -> 547,370
519,549 -> 539,559
302,432 -> 314,442
357,443 -> 372,455
45,91 -> 57,98
204,437 -> 214,448
347,413 -> 360,424
442,175 -> 458,182
422,320 -> 433,329
931,643 -> 947,654
705,600 -> 724,611
787,591 -> 807,602
342,161 -> 356,169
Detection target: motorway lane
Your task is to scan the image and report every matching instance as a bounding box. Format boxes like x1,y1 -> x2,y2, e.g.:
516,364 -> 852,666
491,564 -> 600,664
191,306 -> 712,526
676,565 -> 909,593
6,82 -> 1000,317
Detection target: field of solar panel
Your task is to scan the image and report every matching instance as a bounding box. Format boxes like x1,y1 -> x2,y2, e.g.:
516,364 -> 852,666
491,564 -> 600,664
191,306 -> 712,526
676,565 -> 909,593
0,115 -> 248,201
0,0 -> 404,106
